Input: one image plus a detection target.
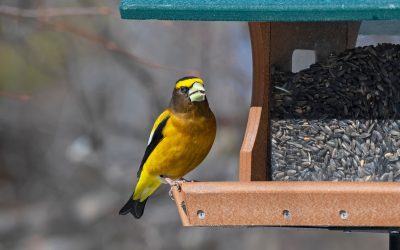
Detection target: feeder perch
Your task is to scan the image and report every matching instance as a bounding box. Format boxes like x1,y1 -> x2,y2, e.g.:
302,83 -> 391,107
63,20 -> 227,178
120,0 -> 400,237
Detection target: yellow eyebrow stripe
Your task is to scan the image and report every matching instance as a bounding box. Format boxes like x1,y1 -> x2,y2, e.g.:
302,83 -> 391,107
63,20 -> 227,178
175,78 -> 204,89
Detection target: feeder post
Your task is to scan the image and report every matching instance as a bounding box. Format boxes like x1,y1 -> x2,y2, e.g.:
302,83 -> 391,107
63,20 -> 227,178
239,22 -> 271,182
390,233 -> 400,250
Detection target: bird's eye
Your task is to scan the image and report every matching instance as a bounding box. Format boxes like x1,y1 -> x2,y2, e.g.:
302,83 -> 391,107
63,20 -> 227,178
180,87 -> 189,94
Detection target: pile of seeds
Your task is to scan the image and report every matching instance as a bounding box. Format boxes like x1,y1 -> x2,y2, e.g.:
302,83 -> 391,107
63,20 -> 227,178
271,44 -> 400,181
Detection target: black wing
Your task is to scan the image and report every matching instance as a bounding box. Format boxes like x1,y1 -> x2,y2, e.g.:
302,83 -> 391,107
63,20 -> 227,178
137,116 -> 170,178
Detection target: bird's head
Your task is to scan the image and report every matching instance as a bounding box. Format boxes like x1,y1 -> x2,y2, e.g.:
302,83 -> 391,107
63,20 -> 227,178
170,76 -> 209,113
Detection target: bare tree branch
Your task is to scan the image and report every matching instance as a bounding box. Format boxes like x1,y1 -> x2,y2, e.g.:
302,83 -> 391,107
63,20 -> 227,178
0,91 -> 31,101
0,5 -> 117,18
0,5 -> 200,75
45,20 -> 199,75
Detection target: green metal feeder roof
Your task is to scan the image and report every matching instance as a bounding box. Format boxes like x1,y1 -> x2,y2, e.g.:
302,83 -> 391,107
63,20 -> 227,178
120,0 -> 400,21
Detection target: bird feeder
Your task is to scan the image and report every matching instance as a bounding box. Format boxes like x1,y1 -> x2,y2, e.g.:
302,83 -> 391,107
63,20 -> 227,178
120,0 -> 400,247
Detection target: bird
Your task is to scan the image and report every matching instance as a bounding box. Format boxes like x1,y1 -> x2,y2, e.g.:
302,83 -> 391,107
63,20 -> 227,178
119,76 -> 216,219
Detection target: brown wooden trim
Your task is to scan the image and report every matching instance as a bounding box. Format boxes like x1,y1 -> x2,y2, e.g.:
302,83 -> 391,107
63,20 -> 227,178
171,187 -> 190,226
248,22 -> 270,107
346,22 -> 361,48
173,182 -> 400,227
239,107 -> 268,181
239,23 -> 270,181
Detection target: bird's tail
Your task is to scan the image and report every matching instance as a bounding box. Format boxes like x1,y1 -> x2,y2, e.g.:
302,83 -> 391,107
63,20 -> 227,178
119,171 -> 161,219
119,196 -> 148,218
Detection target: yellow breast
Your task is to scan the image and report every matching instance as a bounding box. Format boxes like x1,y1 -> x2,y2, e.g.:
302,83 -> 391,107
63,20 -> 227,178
144,111 -> 216,179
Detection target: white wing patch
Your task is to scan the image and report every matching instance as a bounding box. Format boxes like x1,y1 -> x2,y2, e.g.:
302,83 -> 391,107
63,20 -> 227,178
147,131 -> 154,145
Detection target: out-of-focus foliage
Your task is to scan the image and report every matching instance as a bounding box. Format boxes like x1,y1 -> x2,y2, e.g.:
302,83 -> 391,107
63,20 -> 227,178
0,40 -> 51,90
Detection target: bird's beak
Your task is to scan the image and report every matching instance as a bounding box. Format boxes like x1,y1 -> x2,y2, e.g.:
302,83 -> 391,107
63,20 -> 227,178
189,82 -> 206,102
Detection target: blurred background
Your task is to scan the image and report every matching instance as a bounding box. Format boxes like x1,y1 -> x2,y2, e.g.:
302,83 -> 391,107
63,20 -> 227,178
0,0 -> 398,249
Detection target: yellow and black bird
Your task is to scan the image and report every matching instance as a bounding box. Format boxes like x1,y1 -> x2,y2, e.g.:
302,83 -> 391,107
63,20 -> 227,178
119,76 -> 216,219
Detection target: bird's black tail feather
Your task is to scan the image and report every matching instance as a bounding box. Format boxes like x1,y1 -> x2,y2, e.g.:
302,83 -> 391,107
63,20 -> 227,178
119,196 -> 148,219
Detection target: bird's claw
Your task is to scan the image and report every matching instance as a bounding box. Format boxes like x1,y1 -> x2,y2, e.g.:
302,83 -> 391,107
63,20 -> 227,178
168,181 -> 184,201
164,177 -> 192,200
178,177 -> 197,183
168,188 -> 175,201
164,177 -> 190,188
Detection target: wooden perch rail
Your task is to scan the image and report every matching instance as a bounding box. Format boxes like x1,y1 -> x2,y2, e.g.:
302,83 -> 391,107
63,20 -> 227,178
172,182 -> 400,227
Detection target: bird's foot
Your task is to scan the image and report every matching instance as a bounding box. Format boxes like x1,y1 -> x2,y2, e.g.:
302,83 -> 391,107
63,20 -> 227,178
178,177 -> 197,183
164,177 -> 186,189
162,176 -> 198,200
163,177 -> 189,201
